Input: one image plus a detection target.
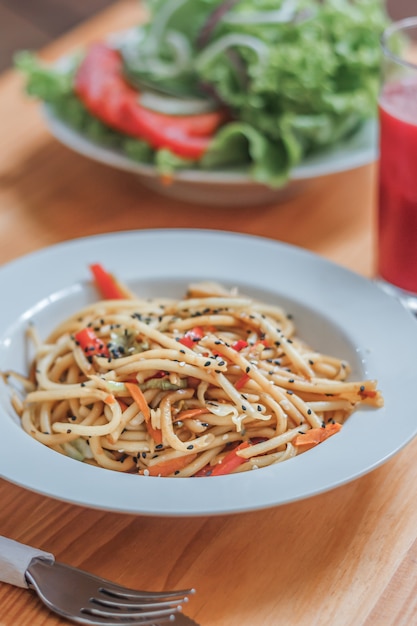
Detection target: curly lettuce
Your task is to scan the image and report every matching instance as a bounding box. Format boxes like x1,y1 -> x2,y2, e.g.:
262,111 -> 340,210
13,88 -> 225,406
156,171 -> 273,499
16,0 -> 388,187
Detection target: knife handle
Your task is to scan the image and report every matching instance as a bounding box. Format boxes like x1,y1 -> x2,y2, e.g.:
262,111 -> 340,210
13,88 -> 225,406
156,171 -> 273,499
0,536 -> 54,588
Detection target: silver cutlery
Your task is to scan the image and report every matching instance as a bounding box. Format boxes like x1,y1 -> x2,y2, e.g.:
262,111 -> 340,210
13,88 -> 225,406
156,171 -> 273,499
0,537 -> 199,625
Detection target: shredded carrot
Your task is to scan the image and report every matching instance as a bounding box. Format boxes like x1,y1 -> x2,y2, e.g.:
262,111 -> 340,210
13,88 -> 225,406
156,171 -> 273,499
176,407 -> 210,420
125,381 -> 162,445
293,422 -> 342,451
141,454 -> 197,477
125,382 -> 151,422
104,395 -> 116,404
146,422 -> 163,446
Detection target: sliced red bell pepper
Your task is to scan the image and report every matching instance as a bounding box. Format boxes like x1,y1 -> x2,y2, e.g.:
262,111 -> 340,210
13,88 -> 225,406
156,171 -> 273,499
74,327 -> 110,357
178,326 -> 205,349
210,441 -> 251,476
90,263 -> 127,299
74,43 -> 226,160
231,339 -> 248,351
234,373 -> 250,390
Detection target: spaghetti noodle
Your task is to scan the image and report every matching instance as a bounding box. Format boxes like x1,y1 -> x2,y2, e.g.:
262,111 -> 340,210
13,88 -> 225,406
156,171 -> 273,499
3,272 -> 383,477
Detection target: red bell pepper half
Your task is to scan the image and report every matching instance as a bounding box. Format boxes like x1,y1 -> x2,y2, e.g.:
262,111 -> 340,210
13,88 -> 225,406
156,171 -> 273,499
74,42 -> 226,160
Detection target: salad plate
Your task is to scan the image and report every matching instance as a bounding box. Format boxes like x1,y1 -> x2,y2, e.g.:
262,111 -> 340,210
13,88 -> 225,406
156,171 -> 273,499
43,106 -> 377,207
1,229 -> 415,517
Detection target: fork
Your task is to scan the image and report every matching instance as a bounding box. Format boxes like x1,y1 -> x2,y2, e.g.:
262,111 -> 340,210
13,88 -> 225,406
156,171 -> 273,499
0,537 -> 199,625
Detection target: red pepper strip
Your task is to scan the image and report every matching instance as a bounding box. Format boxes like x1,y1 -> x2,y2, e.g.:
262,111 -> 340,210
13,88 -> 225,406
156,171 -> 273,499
234,373 -> 250,390
210,441 -> 251,476
231,340 -> 248,351
359,389 -> 377,399
144,371 -> 167,382
193,464 -> 214,477
74,43 -> 227,160
178,326 -> 205,349
74,328 -> 109,357
117,398 -> 128,412
90,263 -> 128,299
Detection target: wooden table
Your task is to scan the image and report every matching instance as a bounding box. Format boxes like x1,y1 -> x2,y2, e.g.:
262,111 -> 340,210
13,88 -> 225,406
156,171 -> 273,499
1,2 -> 417,625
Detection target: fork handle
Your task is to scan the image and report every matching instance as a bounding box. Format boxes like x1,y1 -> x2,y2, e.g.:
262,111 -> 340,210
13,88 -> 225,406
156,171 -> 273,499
0,536 -> 54,588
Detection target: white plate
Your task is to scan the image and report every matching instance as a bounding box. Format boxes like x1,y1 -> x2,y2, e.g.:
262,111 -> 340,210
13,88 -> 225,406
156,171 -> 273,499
0,229 -> 415,517
43,106 -> 377,207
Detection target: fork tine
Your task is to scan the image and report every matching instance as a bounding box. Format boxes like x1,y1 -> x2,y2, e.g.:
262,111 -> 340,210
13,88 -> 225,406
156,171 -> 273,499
99,585 -> 196,601
92,596 -> 188,611
81,603 -> 180,622
78,611 -> 176,626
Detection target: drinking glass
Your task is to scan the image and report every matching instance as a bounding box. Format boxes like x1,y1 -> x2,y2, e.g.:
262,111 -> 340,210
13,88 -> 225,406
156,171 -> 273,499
377,17 -> 417,310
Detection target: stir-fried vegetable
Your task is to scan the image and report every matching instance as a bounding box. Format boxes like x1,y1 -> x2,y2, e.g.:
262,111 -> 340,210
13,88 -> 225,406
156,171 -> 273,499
90,263 -> 130,299
293,422 -> 342,451
74,328 -> 109,358
210,441 -> 251,476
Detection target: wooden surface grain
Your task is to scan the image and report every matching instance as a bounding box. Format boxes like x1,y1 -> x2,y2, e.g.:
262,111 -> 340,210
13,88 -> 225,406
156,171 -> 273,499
0,2 -> 417,625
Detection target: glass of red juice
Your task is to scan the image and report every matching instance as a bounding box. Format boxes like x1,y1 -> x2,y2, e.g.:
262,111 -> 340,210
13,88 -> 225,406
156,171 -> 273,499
377,17 -> 417,310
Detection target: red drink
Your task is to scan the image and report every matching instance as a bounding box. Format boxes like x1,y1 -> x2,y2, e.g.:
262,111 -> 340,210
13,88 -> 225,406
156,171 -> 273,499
378,79 -> 417,293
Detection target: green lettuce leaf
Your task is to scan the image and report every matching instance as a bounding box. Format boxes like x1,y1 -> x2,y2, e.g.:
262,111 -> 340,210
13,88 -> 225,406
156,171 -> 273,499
15,0 -> 389,188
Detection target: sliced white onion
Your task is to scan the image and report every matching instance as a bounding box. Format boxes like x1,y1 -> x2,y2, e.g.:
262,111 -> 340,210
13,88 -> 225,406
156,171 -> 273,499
144,0 -> 191,54
139,91 -> 217,115
221,0 -> 299,25
122,30 -> 193,80
195,33 -> 269,71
